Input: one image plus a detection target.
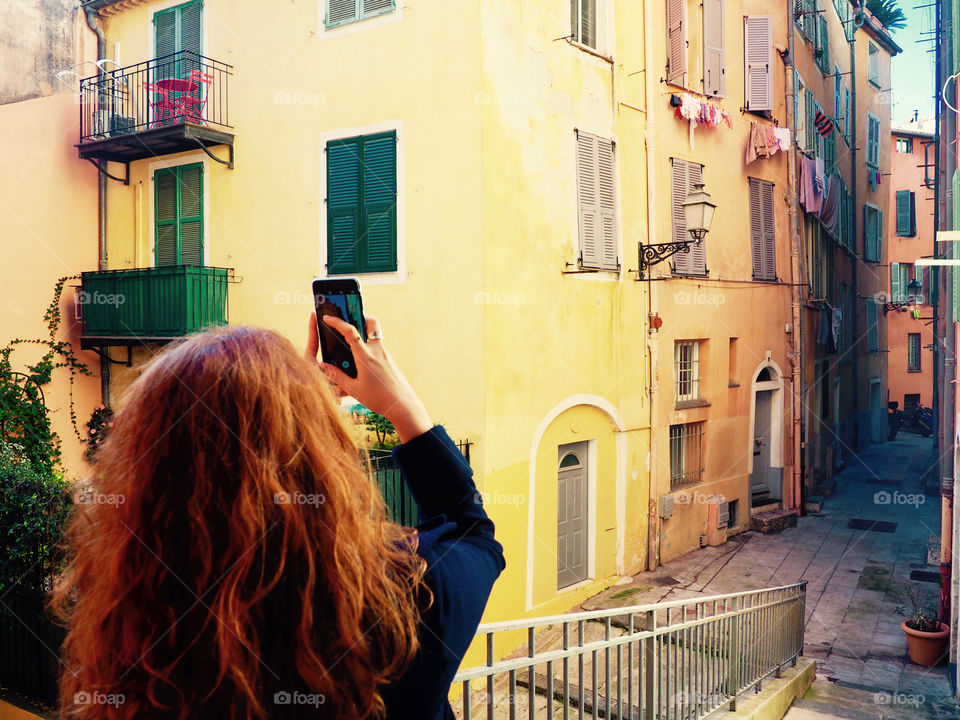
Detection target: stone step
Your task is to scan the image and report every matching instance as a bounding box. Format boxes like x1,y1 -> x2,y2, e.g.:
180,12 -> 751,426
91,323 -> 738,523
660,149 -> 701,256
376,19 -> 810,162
787,697 -> 880,719
751,509 -> 799,533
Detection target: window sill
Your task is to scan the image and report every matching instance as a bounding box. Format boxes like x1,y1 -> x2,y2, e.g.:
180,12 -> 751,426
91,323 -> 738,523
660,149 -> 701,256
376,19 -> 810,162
728,381 -> 740,388
566,38 -> 613,64
908,369 -> 922,374
675,399 -> 711,410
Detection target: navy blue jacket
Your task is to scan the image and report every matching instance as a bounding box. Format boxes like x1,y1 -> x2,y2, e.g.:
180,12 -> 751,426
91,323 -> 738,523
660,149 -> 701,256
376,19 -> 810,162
381,426 -> 506,720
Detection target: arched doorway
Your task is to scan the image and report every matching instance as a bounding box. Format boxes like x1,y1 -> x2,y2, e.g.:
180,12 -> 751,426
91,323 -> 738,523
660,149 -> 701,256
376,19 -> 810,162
749,360 -> 785,505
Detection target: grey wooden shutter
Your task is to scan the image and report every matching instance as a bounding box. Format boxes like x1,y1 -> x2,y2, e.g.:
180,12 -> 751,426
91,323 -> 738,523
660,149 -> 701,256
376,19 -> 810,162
749,178 -> 775,280
597,139 -> 618,270
890,262 -> 902,302
666,0 -> 686,86
577,132 -> 600,268
915,266 -> 925,304
866,300 -> 878,352
671,159 -> 690,274
672,160 -> 705,275
749,178 -> 763,278
760,180 -> 775,279
580,0 -> 597,48
744,16 -> 772,111
703,0 -> 725,96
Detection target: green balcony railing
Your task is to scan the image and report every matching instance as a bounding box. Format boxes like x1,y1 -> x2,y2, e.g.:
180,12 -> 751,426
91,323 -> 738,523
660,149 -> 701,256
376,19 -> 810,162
79,266 -> 230,345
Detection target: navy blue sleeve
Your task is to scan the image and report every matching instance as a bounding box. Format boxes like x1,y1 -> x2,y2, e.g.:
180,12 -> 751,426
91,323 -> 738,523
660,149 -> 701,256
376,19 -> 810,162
383,426 -> 506,719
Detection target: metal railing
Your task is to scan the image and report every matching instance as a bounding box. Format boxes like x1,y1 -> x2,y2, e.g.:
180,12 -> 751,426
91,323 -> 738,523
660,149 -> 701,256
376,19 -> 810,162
452,582 -> 806,720
79,51 -> 232,143
79,266 -> 230,339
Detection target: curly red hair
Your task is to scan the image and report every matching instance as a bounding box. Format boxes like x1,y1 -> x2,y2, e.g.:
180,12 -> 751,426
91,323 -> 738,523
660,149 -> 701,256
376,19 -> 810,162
50,326 -> 427,720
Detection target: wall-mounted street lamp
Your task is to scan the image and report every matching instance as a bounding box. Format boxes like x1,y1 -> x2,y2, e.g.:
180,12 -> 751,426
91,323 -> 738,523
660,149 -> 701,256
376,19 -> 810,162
883,278 -> 922,314
636,182 -> 716,278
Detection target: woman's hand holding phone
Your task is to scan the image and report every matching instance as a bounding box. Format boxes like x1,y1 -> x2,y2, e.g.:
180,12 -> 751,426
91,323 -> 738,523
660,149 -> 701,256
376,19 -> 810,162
305,312 -> 432,444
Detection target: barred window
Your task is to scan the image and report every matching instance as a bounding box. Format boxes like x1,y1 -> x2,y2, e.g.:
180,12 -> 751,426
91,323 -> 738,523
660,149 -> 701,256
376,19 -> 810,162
675,340 -> 701,402
670,422 -> 705,488
908,333 -> 921,372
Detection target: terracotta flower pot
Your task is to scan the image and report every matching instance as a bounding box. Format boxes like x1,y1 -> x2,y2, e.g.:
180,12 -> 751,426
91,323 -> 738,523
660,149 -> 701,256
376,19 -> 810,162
901,621 -> 949,666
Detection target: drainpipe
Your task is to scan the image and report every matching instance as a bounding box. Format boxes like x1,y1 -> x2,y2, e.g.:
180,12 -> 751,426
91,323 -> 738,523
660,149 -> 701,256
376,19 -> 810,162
849,28 -> 859,463
785,1 -> 803,516
934,0 -> 956,646
84,6 -> 110,406
643,0 -> 659,571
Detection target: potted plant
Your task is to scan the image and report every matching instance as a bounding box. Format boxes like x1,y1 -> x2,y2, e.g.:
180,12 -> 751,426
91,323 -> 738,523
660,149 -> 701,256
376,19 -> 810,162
896,581 -> 949,666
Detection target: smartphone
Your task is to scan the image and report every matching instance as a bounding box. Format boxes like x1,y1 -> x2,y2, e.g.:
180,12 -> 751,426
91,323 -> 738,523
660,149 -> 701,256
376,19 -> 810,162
312,277 -> 366,379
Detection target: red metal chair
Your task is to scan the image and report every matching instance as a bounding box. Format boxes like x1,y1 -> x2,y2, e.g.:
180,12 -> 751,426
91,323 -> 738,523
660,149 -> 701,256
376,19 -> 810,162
179,69 -> 213,125
143,81 -> 178,128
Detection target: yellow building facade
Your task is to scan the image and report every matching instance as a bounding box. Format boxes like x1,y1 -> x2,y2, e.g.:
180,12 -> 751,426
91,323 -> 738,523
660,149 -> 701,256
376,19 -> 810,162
76,0 -> 656,627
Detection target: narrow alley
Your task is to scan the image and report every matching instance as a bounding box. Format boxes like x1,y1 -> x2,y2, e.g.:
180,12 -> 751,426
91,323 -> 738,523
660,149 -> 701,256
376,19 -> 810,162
582,433 -> 959,719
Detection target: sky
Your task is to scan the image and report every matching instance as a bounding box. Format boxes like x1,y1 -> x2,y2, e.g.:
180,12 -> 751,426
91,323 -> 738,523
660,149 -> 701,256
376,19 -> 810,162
889,1 -> 937,125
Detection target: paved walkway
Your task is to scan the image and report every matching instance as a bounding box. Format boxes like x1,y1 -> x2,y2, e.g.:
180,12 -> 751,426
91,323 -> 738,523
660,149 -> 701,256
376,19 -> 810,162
580,433 -> 958,717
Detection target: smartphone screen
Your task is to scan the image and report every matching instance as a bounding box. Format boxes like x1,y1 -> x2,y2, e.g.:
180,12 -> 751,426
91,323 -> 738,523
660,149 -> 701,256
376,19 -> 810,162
312,278 -> 366,379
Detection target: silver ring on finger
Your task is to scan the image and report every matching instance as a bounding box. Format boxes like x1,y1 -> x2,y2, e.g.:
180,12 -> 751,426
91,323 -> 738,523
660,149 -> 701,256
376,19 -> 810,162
368,329 -> 383,341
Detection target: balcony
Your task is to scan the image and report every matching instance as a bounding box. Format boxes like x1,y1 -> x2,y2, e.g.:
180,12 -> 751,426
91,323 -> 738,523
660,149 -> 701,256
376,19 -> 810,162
77,51 -> 233,172
79,266 -> 231,348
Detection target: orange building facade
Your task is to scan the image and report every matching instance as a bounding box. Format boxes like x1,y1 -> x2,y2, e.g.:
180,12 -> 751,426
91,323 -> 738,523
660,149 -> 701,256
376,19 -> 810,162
885,120 -> 935,413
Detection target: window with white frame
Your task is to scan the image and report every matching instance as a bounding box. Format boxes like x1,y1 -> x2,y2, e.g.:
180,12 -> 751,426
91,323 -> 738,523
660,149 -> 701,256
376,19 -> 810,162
868,42 -> 880,87
890,262 -> 910,303
325,0 -> 395,28
675,340 -> 701,403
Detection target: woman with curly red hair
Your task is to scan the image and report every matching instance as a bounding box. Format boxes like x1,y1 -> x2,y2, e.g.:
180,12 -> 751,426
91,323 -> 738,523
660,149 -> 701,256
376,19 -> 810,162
50,313 -> 504,720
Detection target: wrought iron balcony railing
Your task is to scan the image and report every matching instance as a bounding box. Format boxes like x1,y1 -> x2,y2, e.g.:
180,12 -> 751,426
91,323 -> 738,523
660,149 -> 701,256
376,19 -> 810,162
77,51 -> 233,168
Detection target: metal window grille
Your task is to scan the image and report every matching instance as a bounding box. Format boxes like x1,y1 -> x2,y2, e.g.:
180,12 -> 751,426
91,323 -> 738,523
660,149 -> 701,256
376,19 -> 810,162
908,333 -> 921,372
670,422 -> 705,488
675,341 -> 700,402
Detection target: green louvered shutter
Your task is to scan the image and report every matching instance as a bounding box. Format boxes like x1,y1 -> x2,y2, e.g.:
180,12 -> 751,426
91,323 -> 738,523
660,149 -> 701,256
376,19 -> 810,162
866,300 -> 878,352
155,7 -> 177,59
179,165 -> 203,265
155,164 -> 203,266
361,132 -> 398,272
362,0 -> 395,17
327,138 -> 361,273
180,1 -> 202,78
154,2 -> 201,72
155,169 -> 178,266
890,263 -> 902,302
805,89 -> 816,153
864,206 -> 879,262
816,13 -> 829,74
327,0 -> 358,27
896,190 -> 911,236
